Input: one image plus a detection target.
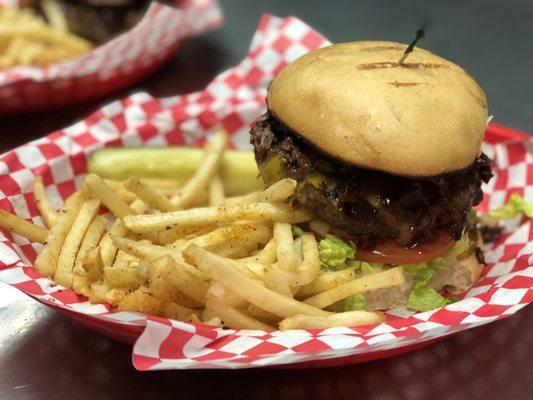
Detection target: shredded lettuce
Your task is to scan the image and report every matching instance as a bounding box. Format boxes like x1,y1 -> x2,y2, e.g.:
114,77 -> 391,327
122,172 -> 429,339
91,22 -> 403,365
489,193 -> 533,219
405,260 -> 455,311
292,226 -> 304,238
360,262 -> 383,275
318,234 -> 356,270
447,232 -> 471,258
404,263 -> 431,276
341,294 -> 367,311
408,281 -> 448,311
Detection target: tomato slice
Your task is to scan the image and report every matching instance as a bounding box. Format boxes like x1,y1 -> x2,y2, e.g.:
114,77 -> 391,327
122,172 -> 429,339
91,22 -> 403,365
354,230 -> 455,264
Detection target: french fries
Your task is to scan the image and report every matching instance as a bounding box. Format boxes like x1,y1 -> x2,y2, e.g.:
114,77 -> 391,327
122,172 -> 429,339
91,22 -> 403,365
205,296 -> 275,332
102,180 -> 137,203
279,311 -> 386,331
303,267 -> 406,309
297,268 -> 357,297
33,176 -> 58,227
0,5 -> 92,68
184,244 -> 330,318
41,0 -> 67,32
208,174 -> 225,206
85,174 -> 134,218
286,233 -> 320,286
111,236 -> 202,278
171,131 -> 228,209
124,177 -> 176,212
148,255 -> 207,305
184,222 -> 272,250
55,197 -> 100,287
123,202 -> 296,234
99,199 -> 149,267
0,209 -> 48,243
72,215 -> 107,295
274,222 -> 299,271
5,130 -> 402,332
104,265 -> 140,290
238,238 -> 277,264
224,178 -> 297,205
35,189 -> 86,277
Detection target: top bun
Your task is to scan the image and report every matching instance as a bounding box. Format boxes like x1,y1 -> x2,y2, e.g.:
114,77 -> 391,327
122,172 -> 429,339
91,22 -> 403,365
267,41 -> 488,176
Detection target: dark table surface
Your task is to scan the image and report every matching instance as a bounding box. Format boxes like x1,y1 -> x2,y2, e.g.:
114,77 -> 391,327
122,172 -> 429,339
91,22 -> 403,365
1,1 -> 532,399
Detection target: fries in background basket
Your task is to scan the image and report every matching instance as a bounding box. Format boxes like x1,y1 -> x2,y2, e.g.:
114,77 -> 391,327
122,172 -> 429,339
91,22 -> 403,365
0,130 -> 401,331
0,3 -> 92,68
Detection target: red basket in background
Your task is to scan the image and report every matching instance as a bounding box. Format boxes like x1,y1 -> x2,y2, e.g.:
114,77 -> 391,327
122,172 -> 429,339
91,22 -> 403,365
0,0 -> 222,114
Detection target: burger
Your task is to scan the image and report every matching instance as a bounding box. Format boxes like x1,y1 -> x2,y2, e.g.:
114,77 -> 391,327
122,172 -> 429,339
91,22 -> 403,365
59,0 -> 148,44
29,0 -> 148,44
250,41 -> 493,312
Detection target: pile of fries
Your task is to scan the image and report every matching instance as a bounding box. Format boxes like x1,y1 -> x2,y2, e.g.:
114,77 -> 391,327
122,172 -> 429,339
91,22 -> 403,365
0,131 -> 406,331
0,2 -> 92,68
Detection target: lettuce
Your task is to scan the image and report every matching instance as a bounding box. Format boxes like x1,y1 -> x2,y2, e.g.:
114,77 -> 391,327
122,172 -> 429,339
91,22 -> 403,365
489,193 -> 533,219
404,263 -> 431,276
405,260 -> 456,311
408,280 -> 448,311
341,294 -> 367,311
360,262 -> 383,275
292,226 -> 304,238
318,234 -> 356,270
447,232 -> 471,258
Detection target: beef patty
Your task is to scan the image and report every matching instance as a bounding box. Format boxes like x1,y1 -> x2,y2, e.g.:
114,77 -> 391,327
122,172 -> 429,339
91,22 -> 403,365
250,112 -> 493,249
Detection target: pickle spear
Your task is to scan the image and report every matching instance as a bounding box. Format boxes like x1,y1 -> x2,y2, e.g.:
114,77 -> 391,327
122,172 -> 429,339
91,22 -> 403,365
88,147 -> 263,196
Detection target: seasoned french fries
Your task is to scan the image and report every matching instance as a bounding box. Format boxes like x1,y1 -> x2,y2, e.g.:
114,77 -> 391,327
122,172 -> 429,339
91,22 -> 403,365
297,268 -> 357,297
5,131 -> 403,332
85,174 -> 134,218
208,173 -> 225,206
99,199 -> 148,267
303,267 -> 406,309
123,202 -> 295,233
35,189 -> 86,277
0,209 -> 48,243
55,197 -> 100,287
206,296 -> 275,332
124,177 -> 176,212
0,5 -> 92,68
33,176 -> 58,227
274,222 -> 299,272
102,180 -> 137,203
72,215 -> 107,295
279,310 -> 386,331
171,131 -> 228,209
237,238 -> 277,264
224,178 -> 297,205
149,255 -> 207,305
184,244 -> 330,318
184,222 -> 271,250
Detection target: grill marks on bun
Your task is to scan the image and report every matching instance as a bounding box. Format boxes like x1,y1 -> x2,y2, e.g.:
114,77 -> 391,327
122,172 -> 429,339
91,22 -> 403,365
359,45 -> 406,52
357,61 -> 451,70
387,81 -> 427,87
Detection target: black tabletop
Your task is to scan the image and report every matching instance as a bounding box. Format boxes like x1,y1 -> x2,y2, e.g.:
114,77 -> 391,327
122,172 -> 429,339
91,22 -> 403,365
1,1 -> 532,399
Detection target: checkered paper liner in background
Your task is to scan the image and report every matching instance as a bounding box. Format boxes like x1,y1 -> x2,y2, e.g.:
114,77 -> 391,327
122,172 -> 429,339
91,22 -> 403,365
0,0 -> 222,114
0,14 -> 531,370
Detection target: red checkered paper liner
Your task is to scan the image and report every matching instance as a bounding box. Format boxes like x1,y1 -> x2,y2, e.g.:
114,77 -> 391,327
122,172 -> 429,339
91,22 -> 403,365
0,14 -> 531,370
0,0 -> 222,114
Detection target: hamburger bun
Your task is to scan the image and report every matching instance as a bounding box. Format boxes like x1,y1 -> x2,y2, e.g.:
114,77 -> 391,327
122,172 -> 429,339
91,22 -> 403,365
267,41 -> 488,176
